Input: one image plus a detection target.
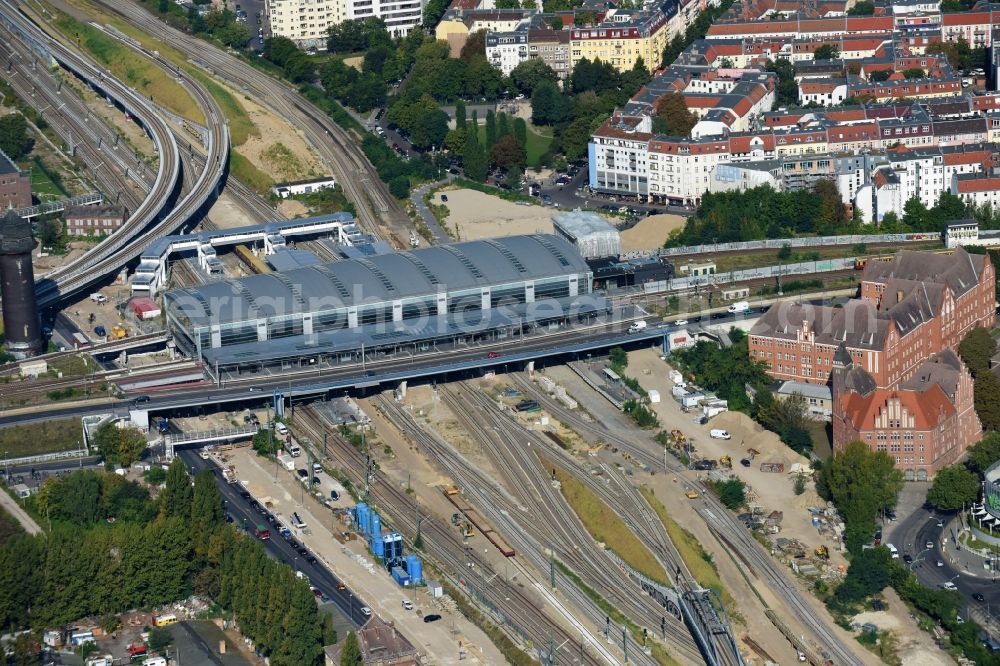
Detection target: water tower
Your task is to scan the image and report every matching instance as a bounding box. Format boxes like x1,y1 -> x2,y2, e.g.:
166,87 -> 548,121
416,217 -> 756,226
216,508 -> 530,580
0,208 -> 41,358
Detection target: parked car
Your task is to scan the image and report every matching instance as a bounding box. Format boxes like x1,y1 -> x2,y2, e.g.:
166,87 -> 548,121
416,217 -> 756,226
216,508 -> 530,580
423,614 -> 442,623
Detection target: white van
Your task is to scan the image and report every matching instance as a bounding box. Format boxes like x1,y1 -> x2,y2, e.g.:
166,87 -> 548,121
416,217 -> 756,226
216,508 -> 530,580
727,301 -> 749,314
288,444 -> 302,457
710,429 -> 732,440
275,422 -> 289,436
886,543 -> 899,559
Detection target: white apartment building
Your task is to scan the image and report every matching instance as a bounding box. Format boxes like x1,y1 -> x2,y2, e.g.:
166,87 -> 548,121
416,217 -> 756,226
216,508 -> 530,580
485,30 -> 529,76
588,115 -> 652,197
952,173 -> 1000,208
266,0 -> 423,47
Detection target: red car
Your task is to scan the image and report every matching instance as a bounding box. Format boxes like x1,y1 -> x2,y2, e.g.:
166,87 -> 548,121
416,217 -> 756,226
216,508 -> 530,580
487,351 -> 500,359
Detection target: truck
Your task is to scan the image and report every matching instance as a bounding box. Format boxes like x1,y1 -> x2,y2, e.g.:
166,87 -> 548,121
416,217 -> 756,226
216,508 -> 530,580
710,429 -> 732,440
222,466 -> 237,484
727,300 -> 749,314
276,451 -> 295,471
110,325 -> 128,339
628,320 -> 647,333
254,523 -> 270,540
72,332 -> 91,348
89,293 -> 107,303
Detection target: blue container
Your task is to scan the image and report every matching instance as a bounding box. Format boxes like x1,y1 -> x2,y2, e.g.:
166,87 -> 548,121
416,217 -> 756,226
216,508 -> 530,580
391,566 -> 410,586
370,512 -> 382,540
372,533 -> 385,557
406,554 -> 423,585
355,503 -> 369,536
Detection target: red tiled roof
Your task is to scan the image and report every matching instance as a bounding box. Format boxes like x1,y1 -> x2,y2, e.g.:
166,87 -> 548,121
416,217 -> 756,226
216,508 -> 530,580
956,177 -> 1000,193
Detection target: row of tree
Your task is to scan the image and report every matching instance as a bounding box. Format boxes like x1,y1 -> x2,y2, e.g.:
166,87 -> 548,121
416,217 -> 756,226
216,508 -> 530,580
0,463 -> 331,664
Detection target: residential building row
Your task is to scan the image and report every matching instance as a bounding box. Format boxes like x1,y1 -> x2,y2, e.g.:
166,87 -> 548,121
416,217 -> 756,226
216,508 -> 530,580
749,248 -> 994,478
265,0 -> 424,46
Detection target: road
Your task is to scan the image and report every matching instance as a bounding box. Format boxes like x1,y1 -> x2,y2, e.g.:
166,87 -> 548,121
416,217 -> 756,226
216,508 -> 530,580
178,449 -> 371,627
0,485 -> 41,535
890,486 -> 1000,629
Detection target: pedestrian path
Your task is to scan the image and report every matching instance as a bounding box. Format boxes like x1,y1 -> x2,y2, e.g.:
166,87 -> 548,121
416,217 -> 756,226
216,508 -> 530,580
409,180 -> 453,244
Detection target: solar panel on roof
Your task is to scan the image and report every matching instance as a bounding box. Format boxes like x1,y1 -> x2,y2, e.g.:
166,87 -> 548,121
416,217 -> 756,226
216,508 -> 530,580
356,258 -> 396,293
440,245 -> 485,280
398,252 -> 439,285
310,265 -> 351,299
531,235 -> 572,267
270,272 -> 306,307
483,239 -> 528,274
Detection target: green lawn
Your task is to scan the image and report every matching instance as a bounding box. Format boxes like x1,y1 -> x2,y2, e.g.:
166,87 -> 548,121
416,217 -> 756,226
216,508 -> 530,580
30,158 -> 68,199
475,122 -> 553,167
0,418 -> 83,459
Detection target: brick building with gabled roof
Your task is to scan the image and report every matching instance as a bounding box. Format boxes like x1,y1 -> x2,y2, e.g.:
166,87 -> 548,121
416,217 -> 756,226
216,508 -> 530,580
831,347 -> 981,479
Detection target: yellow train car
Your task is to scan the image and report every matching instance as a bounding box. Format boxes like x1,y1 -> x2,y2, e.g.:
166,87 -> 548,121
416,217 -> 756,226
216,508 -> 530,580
233,245 -> 270,274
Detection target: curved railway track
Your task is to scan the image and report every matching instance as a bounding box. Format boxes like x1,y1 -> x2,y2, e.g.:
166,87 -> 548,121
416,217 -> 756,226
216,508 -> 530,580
89,0 -> 409,244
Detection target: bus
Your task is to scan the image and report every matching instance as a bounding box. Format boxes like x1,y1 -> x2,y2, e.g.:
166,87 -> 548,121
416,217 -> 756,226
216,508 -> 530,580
152,613 -> 178,627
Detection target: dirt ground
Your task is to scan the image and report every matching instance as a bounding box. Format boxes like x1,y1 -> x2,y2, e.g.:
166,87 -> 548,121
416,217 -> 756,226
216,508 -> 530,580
277,198 -> 310,219
620,214 -> 688,252
434,188 -> 554,240
206,191 -> 258,229
60,70 -> 157,161
852,587 -> 951,666
236,94 -> 324,183
626,347 -> 848,569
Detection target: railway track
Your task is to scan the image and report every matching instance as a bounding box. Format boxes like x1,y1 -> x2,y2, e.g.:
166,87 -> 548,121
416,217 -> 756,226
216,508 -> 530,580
89,0 -> 411,245
293,405 -> 618,666
428,386 -> 703,664
0,0 -> 184,306
506,373 -> 866,666
0,38 -> 154,210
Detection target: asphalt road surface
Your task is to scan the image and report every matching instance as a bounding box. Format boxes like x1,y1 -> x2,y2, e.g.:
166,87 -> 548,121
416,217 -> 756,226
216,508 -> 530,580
179,449 -> 369,628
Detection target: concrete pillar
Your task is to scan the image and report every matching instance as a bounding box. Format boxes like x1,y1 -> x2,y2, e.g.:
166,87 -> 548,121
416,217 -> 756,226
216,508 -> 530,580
257,320 -> 268,342
392,300 -> 403,322
210,325 -> 222,349
527,360 -> 535,376
568,275 -> 579,297
398,380 -> 407,398
525,282 -> 535,303
436,291 -> 447,317
303,314 -> 313,335
348,307 -> 359,329
481,288 -> 491,311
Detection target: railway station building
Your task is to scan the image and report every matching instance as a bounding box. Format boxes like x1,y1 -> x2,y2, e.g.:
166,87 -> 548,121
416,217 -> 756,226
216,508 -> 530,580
164,234 -> 606,375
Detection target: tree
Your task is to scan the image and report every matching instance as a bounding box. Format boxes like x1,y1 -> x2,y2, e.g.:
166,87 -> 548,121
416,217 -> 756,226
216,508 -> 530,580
148,627 -> 173,652
621,57 -> 651,97
777,243 -> 792,260
462,130 -> 488,182
510,58 -> 559,97
822,442 -> 904,553
847,0 -> 875,14
497,112 -> 511,140
902,68 -> 925,79
711,479 -> 746,509
765,58 -> 798,108
485,110 -> 497,150
975,371 -> 1000,431
454,100 -> 467,130
902,196 -> 930,231
814,179 -> 847,233
410,110 -> 449,150
927,465 -> 980,511
967,433 -> 1000,474
608,347 -> 628,368
549,16 -> 563,30
813,44 -> 839,60
388,176 -> 410,198
93,422 -> 147,466
661,34 -> 686,69
530,80 -> 566,125
958,327 -> 996,378
793,475 -> 807,495
490,135 -> 525,171
218,22 -> 252,49
570,58 -> 619,94
340,631 -> 362,665
651,92 -> 696,136
327,17 -> 391,54
0,114 -> 32,160
48,471 -> 102,525
460,30 -> 488,63
36,218 -> 62,248
512,117 -> 527,147
160,458 -> 193,519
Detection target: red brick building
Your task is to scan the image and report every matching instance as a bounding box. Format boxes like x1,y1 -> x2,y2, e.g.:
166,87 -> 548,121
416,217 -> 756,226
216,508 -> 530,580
748,247 -> 995,388
831,348 -> 981,480
748,247 -> 994,478
63,205 -> 126,237
0,149 -> 31,210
